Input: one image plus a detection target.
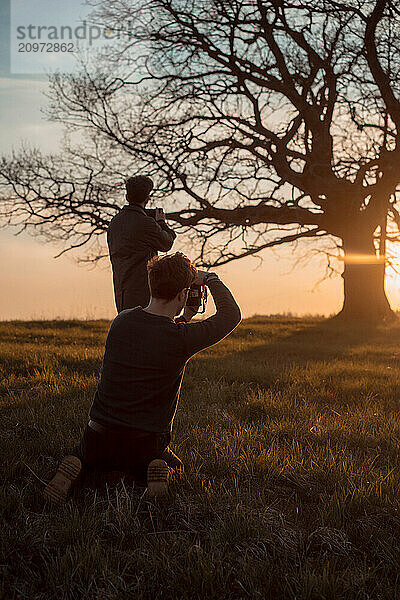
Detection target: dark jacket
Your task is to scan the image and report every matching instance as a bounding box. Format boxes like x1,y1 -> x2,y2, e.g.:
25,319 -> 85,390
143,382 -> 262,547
90,277 -> 241,433
107,204 -> 176,312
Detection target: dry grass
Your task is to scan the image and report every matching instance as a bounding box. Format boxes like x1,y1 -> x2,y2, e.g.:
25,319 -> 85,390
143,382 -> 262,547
1,317 -> 400,599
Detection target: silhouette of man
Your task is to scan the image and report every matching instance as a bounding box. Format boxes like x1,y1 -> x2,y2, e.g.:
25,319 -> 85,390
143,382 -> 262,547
107,175 -> 176,312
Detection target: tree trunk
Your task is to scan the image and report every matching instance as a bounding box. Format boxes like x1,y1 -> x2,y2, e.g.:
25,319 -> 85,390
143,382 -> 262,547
336,230 -> 394,322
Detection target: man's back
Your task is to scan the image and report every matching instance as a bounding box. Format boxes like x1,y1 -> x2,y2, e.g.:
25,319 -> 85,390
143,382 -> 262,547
90,277 -> 241,433
91,308 -> 187,433
107,205 -> 176,311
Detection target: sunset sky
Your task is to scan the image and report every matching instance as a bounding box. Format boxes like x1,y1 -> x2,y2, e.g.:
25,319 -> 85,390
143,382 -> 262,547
2,76 -> 400,320
1,0 -> 399,320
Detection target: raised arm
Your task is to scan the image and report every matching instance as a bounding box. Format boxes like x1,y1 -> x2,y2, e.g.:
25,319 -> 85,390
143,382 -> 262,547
142,216 -> 176,251
180,274 -> 241,357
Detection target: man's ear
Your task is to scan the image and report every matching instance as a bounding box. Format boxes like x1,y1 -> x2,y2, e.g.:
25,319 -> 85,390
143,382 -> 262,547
177,288 -> 188,304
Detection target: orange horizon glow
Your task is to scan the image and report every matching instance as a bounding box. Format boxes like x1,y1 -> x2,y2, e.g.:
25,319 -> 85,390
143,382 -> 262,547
344,254 -> 386,265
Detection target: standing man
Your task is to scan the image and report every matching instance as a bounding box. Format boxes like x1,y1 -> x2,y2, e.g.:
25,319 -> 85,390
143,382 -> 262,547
108,175 -> 176,312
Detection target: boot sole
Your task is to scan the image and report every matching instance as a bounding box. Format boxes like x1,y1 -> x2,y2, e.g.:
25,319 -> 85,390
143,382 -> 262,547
43,456 -> 82,504
147,459 -> 169,497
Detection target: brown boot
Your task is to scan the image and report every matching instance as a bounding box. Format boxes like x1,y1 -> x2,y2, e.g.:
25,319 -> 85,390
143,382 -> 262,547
146,459 -> 169,498
43,456 -> 82,504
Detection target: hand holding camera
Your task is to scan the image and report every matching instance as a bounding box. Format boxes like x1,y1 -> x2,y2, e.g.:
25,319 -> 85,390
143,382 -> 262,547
155,208 -> 166,222
184,270 -> 217,318
194,270 -> 209,285
145,207 -> 166,222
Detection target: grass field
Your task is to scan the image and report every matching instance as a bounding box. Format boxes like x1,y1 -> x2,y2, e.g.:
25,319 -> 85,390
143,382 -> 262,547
1,317 -> 400,599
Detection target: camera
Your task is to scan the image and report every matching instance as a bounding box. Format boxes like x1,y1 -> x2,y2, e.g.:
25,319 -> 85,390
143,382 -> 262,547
145,207 -> 162,219
186,283 -> 207,313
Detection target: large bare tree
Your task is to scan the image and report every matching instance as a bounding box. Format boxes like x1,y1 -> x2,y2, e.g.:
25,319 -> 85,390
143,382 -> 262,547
1,0 -> 400,320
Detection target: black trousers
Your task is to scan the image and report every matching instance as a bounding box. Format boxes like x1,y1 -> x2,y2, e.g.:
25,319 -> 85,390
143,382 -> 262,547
78,425 -> 171,482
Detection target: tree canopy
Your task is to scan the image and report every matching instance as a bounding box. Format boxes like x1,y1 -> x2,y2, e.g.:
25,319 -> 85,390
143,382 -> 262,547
1,0 -> 400,316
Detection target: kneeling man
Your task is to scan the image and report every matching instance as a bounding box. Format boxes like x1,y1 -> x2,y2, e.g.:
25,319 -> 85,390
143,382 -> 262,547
44,252 -> 241,501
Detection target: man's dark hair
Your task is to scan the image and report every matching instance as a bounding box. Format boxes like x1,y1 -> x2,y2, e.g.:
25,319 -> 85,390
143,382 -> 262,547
147,252 -> 197,301
126,175 -> 154,205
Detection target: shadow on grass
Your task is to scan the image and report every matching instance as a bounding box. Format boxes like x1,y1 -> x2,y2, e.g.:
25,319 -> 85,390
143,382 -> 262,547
198,317 -> 400,375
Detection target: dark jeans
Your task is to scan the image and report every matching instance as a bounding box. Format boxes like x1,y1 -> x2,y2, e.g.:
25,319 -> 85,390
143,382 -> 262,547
77,424 -> 171,482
